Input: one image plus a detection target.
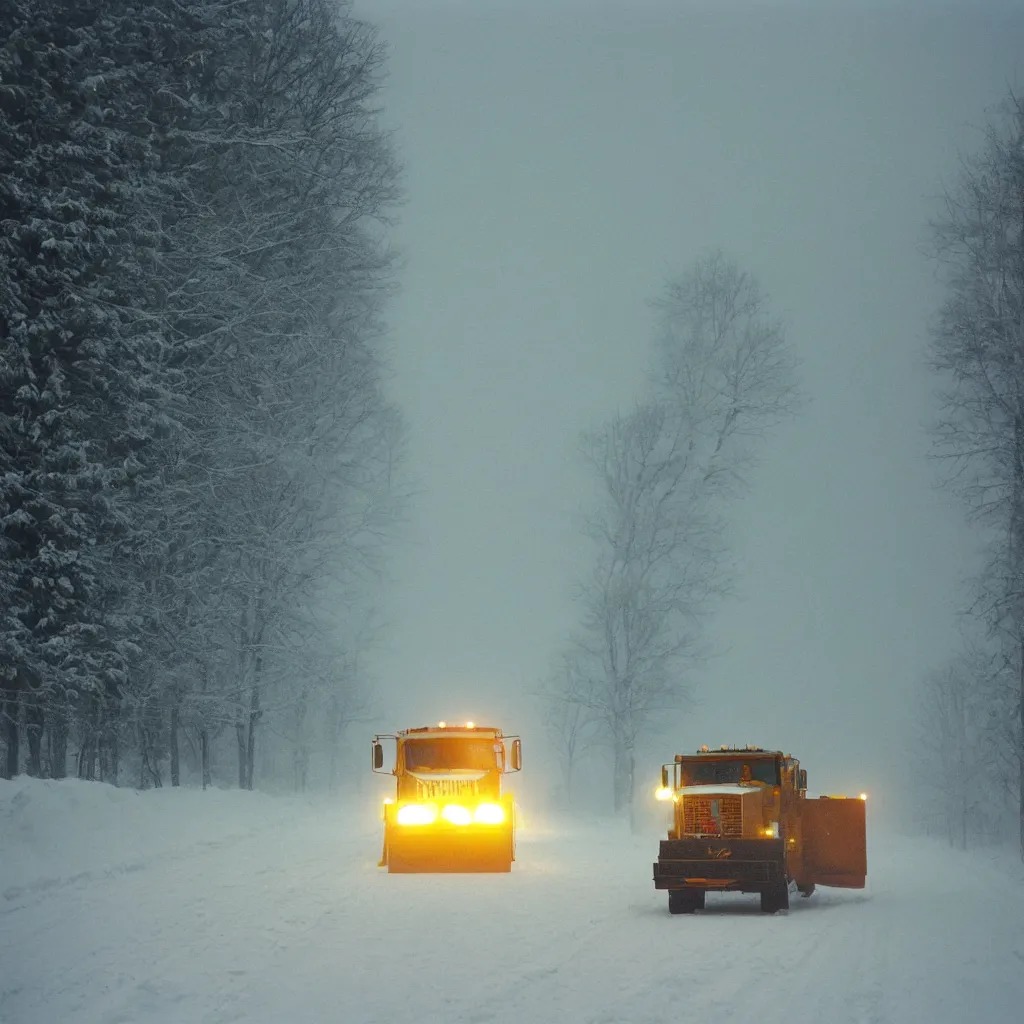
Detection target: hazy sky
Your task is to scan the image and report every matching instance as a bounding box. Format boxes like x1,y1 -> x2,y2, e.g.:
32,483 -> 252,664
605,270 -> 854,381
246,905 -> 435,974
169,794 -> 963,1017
349,0 -> 1023,803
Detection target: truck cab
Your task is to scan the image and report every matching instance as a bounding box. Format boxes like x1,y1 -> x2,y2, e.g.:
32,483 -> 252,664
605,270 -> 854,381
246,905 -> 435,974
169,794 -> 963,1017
652,745 -> 866,913
372,722 -> 522,873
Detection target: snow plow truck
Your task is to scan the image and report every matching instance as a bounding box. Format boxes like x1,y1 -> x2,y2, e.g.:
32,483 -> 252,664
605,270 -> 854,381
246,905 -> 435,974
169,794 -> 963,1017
652,746 -> 867,914
372,722 -> 521,873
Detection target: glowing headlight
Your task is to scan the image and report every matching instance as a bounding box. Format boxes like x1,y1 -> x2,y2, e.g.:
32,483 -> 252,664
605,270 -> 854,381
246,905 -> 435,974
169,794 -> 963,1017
397,803 -> 437,826
441,804 -> 472,826
655,786 -> 674,802
763,821 -> 779,838
859,793 -> 868,801
473,803 -> 505,824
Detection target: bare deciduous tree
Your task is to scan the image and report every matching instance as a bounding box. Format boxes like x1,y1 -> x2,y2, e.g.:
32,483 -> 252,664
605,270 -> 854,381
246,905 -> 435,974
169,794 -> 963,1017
928,90 -> 1024,856
561,252 -> 801,814
914,652 -> 1008,849
537,654 -> 600,806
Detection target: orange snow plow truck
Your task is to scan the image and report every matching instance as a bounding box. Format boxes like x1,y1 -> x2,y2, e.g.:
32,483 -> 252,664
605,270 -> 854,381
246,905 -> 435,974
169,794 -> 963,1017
372,723 -> 521,873
653,746 -> 867,914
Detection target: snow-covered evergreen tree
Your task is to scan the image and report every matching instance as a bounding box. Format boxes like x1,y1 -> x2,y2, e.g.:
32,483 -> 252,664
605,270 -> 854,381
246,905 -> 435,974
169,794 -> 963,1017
1,0 -> 404,787
0,0 -> 172,779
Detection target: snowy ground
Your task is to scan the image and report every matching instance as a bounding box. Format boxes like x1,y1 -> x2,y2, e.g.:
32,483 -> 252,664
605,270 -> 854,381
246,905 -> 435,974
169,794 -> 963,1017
2,778 -> 1023,1024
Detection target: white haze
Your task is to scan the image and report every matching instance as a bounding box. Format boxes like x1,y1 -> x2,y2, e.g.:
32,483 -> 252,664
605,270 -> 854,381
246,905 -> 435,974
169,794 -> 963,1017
350,0 -> 1023,810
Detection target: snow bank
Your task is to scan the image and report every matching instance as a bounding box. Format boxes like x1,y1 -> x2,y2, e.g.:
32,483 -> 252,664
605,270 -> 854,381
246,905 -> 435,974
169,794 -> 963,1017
0,776 -> 322,901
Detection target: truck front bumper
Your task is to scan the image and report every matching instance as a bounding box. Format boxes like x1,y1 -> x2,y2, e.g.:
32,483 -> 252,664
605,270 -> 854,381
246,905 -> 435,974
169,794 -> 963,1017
653,837 -> 786,893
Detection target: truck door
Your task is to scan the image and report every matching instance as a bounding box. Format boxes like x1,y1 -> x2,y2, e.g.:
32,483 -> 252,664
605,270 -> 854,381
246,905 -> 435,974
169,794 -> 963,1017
801,797 -> 866,889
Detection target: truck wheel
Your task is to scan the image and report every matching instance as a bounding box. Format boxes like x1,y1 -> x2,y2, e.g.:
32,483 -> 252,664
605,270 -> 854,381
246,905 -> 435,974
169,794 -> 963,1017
797,882 -> 815,898
668,889 -> 703,914
760,883 -> 789,914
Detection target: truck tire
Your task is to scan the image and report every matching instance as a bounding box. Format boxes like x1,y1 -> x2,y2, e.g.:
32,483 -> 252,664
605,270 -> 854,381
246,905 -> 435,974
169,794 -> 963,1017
668,889 -> 704,914
760,883 -> 789,914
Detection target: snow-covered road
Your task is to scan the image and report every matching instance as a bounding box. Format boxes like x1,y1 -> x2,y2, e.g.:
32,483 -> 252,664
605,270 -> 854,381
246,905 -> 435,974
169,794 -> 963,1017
2,779 -> 1022,1024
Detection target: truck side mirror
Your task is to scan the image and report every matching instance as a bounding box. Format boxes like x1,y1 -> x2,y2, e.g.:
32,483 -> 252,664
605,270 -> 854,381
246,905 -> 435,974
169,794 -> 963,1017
661,766 -> 669,789
798,769 -> 807,791
510,738 -> 522,772
372,742 -> 384,771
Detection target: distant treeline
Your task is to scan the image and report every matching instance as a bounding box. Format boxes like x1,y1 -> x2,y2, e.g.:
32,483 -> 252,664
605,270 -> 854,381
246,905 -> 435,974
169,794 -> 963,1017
0,0 -> 404,790
913,92 -> 1024,857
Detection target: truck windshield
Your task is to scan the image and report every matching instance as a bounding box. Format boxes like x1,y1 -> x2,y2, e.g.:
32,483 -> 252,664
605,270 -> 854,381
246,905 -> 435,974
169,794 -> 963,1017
403,739 -> 498,772
681,758 -> 780,786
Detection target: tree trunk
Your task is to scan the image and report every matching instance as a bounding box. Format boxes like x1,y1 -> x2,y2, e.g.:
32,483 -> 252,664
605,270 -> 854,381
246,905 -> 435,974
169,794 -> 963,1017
628,750 -> 638,833
99,701 -> 118,785
87,699 -> 101,780
293,689 -> 309,793
1014,413 -> 1024,862
79,734 -> 94,780
236,718 -> 247,789
245,685 -> 260,791
109,726 -> 119,787
201,728 -> 211,790
294,744 -> 308,792
3,700 -> 20,779
26,704 -> 43,776
245,721 -> 256,791
612,732 -> 631,813
1019,634 -> 1024,862
139,725 -> 160,788
961,784 -> 968,851
51,718 -> 68,779
562,726 -> 577,807
170,705 -> 180,787
328,737 -> 337,794
198,662 -> 211,790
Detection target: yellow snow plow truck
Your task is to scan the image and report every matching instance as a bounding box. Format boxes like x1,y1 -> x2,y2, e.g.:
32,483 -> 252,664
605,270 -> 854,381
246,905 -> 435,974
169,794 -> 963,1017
652,746 -> 867,914
372,723 -> 522,873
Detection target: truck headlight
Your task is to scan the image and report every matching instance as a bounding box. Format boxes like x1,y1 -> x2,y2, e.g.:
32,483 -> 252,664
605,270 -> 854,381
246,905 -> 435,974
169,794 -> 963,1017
441,804 -> 472,826
762,821 -> 779,838
473,803 -> 505,824
397,803 -> 437,826
655,786 -> 674,802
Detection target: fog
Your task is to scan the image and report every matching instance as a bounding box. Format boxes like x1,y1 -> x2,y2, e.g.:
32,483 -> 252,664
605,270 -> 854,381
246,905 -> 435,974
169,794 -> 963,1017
350,0 -> 1023,810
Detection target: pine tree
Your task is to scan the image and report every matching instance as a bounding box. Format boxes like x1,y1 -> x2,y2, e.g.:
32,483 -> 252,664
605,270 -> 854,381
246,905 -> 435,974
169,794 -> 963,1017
0,0 -> 170,778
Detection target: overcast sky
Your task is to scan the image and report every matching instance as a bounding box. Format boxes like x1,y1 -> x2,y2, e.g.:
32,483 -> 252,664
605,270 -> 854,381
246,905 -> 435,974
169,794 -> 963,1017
348,0 -> 1023,804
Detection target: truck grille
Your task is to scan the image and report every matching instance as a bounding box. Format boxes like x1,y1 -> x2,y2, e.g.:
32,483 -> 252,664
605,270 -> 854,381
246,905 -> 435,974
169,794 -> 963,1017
415,779 -> 480,800
682,795 -> 742,837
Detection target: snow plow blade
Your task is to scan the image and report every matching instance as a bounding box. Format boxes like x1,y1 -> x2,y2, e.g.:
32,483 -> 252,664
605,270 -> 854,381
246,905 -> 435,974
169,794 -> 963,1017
385,829 -> 513,873
802,797 -> 866,889
654,837 -> 786,891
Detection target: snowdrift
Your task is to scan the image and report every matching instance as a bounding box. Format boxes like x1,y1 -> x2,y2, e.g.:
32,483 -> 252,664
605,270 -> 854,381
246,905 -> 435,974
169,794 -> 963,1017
0,776 -> 329,901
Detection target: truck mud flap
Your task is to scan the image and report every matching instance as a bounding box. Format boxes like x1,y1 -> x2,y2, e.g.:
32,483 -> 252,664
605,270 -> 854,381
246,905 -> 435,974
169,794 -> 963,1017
654,837 -> 785,889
